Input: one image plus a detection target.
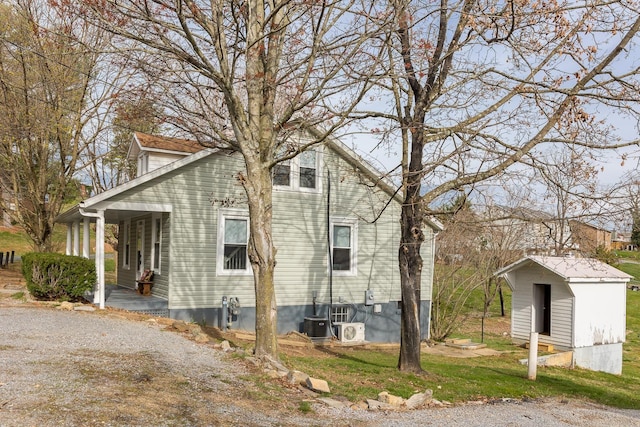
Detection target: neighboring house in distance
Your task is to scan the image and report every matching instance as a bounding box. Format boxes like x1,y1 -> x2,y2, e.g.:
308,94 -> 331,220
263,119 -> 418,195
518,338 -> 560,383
497,256 -> 631,375
483,205 -> 571,256
57,131 -> 442,343
611,230 -> 636,251
569,220 -> 612,254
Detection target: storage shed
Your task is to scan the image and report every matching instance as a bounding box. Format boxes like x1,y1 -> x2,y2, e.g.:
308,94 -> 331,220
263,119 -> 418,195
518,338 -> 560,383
496,256 -> 631,375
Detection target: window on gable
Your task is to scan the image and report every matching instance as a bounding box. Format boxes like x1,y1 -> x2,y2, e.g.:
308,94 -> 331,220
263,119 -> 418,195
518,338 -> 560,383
299,150 -> 317,189
272,160 -> 291,186
273,148 -> 320,192
138,153 -> 149,176
217,210 -> 252,275
330,218 -> 357,275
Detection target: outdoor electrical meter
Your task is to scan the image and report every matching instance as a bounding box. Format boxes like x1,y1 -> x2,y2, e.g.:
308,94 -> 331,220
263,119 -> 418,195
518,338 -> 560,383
365,289 -> 374,306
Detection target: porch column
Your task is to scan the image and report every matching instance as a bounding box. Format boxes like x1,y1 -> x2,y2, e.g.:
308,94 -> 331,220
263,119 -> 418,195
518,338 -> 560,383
73,221 -> 80,256
79,208 -> 105,310
82,219 -> 90,259
66,224 -> 72,255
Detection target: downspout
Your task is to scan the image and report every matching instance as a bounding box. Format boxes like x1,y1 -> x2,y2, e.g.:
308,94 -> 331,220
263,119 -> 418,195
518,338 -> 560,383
327,169 -> 334,337
79,207 -> 105,309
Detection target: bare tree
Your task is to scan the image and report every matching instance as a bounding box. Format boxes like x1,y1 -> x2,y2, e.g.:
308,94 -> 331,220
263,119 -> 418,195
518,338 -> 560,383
432,194 -> 521,341
0,0 -> 120,251
71,0 -> 387,362
358,0 -> 640,372
533,148 -> 604,255
431,199 -> 484,341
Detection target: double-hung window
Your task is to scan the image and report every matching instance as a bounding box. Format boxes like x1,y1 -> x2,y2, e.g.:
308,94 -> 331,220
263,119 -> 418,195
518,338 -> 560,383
272,159 -> 291,186
273,148 -> 320,192
151,214 -> 162,275
299,150 -> 317,189
330,218 -> 357,275
217,210 -> 251,275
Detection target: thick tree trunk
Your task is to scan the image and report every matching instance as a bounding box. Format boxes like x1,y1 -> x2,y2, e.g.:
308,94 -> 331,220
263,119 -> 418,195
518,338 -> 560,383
398,201 -> 424,372
244,162 -> 279,360
398,126 -> 426,373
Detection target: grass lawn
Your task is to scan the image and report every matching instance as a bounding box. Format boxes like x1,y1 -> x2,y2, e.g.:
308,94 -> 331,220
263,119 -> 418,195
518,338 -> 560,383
283,288 -> 640,409
5,226 -> 640,409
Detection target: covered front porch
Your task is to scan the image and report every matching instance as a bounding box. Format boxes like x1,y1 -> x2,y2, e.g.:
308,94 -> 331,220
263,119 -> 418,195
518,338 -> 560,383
56,198 -> 172,311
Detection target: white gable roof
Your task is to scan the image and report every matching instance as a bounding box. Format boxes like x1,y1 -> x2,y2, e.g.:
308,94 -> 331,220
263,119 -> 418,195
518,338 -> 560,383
496,256 -> 632,284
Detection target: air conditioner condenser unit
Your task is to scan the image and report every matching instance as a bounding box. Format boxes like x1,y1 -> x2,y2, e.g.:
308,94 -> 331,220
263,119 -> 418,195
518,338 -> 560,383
337,323 -> 365,343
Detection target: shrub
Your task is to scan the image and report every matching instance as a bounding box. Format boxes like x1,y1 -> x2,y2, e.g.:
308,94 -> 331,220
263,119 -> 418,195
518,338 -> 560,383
22,252 -> 96,301
593,245 -> 618,266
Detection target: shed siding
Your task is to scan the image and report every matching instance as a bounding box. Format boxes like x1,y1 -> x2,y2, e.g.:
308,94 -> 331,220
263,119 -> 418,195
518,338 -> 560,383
111,145 -> 427,312
571,283 -> 626,347
510,264 -> 574,349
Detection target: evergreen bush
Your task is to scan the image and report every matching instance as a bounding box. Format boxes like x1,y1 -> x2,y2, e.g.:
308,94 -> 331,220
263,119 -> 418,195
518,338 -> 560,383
22,253 -> 96,301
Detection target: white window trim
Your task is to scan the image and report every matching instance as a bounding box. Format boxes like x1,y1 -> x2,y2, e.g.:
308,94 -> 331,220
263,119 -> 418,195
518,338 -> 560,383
138,152 -> 149,176
122,220 -> 131,270
151,213 -> 162,275
330,217 -> 358,276
216,209 -> 252,276
273,147 -> 322,193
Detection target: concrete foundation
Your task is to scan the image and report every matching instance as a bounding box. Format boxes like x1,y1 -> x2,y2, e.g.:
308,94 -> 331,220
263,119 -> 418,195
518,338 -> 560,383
169,300 -> 431,344
573,343 -> 623,375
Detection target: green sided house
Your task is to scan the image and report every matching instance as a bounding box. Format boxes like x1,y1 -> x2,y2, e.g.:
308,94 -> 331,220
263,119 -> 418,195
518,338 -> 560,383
57,131 -> 441,343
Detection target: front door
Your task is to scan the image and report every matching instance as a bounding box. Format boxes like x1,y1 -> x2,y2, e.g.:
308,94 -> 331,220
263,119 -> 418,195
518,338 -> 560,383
136,220 -> 145,279
533,284 -> 551,335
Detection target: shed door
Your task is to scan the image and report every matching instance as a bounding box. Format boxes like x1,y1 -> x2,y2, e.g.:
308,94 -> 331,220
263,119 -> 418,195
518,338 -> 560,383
534,284 -> 551,335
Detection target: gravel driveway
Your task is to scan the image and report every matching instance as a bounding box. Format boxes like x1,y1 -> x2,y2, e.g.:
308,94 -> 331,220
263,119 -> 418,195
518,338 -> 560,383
1,307 -> 639,426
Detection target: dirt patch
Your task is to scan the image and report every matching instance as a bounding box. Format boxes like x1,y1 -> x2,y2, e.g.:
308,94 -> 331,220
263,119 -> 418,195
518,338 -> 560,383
0,266 -> 27,303
1,265 -> 512,364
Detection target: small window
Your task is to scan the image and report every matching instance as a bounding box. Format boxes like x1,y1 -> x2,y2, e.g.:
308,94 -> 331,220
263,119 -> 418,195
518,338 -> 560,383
272,161 -> 291,186
217,210 -> 252,275
299,150 -> 317,189
330,218 -> 357,275
273,148 -> 321,192
331,305 -> 350,324
151,214 -> 162,274
138,153 -> 149,176
122,220 -> 131,270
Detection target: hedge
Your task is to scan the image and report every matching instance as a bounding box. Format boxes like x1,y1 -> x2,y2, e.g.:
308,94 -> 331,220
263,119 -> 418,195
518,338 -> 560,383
22,252 -> 96,302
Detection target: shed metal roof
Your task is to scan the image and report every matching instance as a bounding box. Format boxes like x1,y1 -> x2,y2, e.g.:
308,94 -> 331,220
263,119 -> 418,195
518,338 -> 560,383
496,255 -> 632,283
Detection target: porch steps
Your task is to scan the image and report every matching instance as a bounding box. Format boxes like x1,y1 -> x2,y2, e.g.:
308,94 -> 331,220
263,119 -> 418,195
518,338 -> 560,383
524,342 -> 554,352
444,338 -> 487,350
